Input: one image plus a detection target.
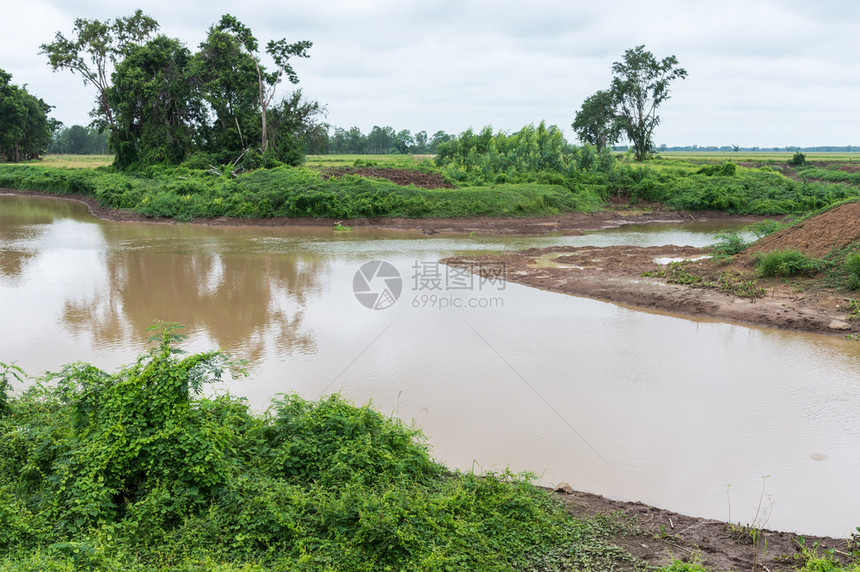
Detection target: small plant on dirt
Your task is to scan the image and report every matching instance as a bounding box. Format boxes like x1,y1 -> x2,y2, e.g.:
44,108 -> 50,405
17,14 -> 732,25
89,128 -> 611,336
845,299 -> 860,321
754,249 -> 819,277
710,231 -> 749,257
725,476 -> 774,569
642,261 -> 705,286
717,274 -> 767,299
333,221 -> 353,232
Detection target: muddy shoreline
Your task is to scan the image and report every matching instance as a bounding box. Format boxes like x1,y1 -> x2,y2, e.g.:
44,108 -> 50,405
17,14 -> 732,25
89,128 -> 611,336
443,244 -> 858,338
1,187 -> 762,235
551,488 -> 856,571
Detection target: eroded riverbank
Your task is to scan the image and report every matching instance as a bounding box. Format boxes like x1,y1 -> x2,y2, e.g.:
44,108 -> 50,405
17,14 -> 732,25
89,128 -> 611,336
442,244 -> 858,337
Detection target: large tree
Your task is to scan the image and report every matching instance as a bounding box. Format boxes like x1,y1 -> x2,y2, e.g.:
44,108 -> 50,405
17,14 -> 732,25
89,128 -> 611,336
610,45 -> 687,161
211,15 -> 312,155
108,36 -> 203,169
0,69 -> 54,162
572,90 -> 620,153
40,10 -> 159,130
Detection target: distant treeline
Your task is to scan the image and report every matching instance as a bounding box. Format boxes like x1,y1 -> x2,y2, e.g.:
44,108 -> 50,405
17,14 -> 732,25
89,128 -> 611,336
320,126 -> 454,155
49,125 -> 109,155
649,144 -> 858,153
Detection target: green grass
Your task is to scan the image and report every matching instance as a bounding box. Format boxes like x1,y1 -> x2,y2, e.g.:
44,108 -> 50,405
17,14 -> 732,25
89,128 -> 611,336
658,151 -> 860,163
304,154 -> 433,168
0,326 -> 637,571
5,154 -> 114,169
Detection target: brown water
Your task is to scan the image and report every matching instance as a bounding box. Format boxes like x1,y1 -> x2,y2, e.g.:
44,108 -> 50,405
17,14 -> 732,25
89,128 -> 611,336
2,193 -> 859,537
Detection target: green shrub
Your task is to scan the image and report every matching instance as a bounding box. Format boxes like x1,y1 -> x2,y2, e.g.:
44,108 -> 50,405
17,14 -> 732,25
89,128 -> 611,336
845,252 -> 860,277
711,231 -> 748,256
754,249 -> 819,277
789,151 -> 807,166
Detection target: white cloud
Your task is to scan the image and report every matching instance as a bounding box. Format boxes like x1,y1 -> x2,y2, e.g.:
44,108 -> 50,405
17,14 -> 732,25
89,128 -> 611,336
1,0 -> 858,146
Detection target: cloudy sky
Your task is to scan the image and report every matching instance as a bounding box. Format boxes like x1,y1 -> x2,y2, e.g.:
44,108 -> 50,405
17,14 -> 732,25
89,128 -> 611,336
2,0 -> 858,147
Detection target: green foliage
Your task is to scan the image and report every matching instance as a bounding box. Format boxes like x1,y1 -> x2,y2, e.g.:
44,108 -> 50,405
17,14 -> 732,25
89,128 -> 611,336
0,362 -> 25,415
789,151 -> 808,166
0,69 -> 54,162
572,90 -> 621,152
845,253 -> 860,278
710,231 -> 748,257
643,261 -> 765,299
109,35 -> 202,169
754,249 -> 819,277
746,218 -> 791,238
610,45 -> 688,162
0,332 -> 637,570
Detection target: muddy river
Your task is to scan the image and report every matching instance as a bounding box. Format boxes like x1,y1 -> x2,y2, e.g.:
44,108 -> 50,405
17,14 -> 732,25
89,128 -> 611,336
1,193 -> 858,537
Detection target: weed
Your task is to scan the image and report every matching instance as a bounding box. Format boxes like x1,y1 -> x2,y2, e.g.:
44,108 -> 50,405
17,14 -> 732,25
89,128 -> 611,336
846,299 -> 860,321
754,249 -> 819,277
643,262 -> 765,300
333,221 -> 352,232
710,231 -> 748,257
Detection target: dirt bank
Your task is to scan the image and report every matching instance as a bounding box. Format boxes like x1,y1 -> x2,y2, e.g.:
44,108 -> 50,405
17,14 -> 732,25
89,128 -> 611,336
554,488 -> 856,571
443,243 -> 857,337
1,188 -> 761,235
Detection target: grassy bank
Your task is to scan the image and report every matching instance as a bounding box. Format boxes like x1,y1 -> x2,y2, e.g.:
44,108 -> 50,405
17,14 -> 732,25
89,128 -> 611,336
0,326 -> 637,571
2,151 -> 860,221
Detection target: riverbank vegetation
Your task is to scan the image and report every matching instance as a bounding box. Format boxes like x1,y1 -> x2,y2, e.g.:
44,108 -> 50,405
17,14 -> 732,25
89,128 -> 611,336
3,140 -> 860,221
0,325 -> 640,570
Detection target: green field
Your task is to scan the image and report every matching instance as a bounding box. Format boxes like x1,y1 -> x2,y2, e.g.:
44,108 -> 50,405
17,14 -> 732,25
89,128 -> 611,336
304,153 -> 435,168
6,154 -> 114,169
657,151 -> 860,163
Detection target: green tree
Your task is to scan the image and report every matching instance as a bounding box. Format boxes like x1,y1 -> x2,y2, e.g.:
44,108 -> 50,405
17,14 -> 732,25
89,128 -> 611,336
572,90 -> 620,153
0,69 -> 54,162
193,18 -> 262,161
266,89 -> 327,164
108,36 -> 203,169
40,10 -> 159,130
213,15 -> 311,155
610,45 -> 687,161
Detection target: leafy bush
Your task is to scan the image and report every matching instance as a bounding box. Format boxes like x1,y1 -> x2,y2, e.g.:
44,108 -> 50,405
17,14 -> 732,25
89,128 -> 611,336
754,249 -> 819,277
846,252 -> 860,277
789,151 -> 807,166
0,327 -> 636,570
710,231 -> 748,256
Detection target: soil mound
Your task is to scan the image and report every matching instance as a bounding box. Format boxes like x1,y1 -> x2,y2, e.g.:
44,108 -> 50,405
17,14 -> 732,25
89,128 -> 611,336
326,167 -> 454,189
747,201 -> 860,257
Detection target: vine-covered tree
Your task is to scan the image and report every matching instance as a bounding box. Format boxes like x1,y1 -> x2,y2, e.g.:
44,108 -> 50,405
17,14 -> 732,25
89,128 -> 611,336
610,45 -> 687,161
572,90 -> 620,152
108,36 -> 203,169
0,68 -> 54,161
40,10 -> 159,130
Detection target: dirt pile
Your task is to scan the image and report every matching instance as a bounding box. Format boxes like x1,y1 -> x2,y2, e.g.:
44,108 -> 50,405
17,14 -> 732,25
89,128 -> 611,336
326,167 -> 454,189
748,202 -> 860,258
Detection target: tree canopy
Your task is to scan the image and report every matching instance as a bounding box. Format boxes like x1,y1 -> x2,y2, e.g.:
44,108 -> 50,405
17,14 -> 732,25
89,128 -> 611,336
42,12 -> 321,170
571,90 -> 620,153
609,45 -> 687,161
0,68 -> 55,162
